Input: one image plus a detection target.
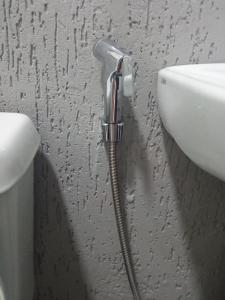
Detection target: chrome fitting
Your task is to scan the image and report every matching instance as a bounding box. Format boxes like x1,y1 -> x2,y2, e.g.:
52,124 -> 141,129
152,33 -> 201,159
102,120 -> 124,142
93,38 -> 133,143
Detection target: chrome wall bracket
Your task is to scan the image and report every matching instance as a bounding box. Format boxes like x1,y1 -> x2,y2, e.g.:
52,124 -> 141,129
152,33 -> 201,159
93,38 -> 133,143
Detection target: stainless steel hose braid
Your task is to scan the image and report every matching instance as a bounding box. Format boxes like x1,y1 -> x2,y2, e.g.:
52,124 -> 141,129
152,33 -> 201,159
108,142 -> 140,300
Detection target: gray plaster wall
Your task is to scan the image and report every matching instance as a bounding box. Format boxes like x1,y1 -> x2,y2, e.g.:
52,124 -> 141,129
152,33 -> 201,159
1,0 -> 225,299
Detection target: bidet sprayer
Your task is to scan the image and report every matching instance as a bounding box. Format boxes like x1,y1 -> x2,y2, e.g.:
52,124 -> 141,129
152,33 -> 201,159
93,38 -> 133,142
93,39 -> 140,300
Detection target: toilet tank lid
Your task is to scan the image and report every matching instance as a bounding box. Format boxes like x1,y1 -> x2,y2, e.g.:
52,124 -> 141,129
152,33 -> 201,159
0,113 -> 40,194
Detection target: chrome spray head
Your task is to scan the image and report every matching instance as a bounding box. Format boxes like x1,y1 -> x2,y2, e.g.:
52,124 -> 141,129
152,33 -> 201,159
93,38 -> 133,142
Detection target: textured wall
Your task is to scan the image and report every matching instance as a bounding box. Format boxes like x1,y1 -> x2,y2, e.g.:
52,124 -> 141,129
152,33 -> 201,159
1,0 -> 225,299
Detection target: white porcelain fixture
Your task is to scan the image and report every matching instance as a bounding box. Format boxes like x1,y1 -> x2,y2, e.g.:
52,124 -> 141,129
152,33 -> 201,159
0,113 -> 40,300
158,63 -> 225,182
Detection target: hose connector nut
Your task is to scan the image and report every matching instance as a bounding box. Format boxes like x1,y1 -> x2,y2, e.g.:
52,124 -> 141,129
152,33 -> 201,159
102,120 -> 123,142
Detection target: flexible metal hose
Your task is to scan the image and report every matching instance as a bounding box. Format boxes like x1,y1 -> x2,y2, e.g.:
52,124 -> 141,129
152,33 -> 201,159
108,142 -> 140,300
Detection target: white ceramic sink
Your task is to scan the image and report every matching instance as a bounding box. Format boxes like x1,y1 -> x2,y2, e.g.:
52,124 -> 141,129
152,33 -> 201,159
158,63 -> 225,181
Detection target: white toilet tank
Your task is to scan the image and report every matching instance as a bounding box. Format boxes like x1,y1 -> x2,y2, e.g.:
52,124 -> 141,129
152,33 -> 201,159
0,113 -> 40,300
